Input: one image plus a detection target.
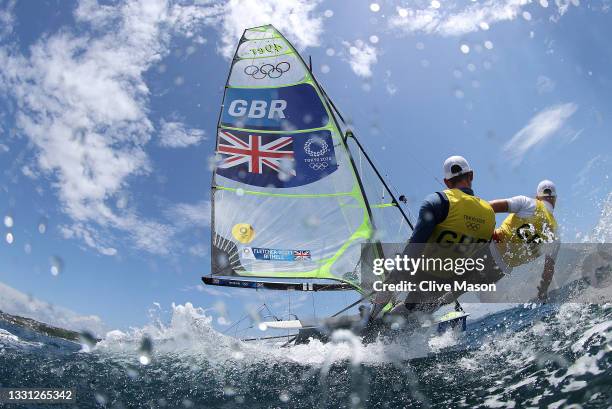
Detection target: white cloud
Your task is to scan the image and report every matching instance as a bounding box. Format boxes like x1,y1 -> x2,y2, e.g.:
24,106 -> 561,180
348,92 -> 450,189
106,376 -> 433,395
0,0 -> 15,40
217,0 -> 323,59
59,223 -> 118,256
0,143 -> 8,153
390,0 -> 579,36
158,119 -> 206,148
0,0 -> 217,255
343,40 -> 378,78
167,200 -> 211,228
503,103 -> 578,164
0,281 -> 105,336
188,243 -> 208,257
537,75 -> 556,94
552,0 -> 581,21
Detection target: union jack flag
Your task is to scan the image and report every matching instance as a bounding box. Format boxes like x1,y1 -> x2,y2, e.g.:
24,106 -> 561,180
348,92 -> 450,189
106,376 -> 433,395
217,130 -> 296,176
293,250 -> 311,261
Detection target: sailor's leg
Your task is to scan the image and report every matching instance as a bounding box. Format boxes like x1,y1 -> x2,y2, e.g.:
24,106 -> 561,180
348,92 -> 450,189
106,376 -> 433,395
389,290 -> 448,331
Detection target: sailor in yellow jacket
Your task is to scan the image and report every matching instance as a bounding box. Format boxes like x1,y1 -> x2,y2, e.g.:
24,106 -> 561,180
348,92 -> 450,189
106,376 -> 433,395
372,155 -> 496,319
488,180 -> 559,300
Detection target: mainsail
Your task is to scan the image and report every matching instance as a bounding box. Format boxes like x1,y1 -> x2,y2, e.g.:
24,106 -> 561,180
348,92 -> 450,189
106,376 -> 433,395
209,25 -> 412,296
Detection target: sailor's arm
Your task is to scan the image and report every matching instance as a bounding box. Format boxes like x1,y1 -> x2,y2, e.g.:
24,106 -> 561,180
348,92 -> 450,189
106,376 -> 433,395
537,255 -> 556,301
488,199 -> 509,213
537,237 -> 560,300
408,192 -> 448,244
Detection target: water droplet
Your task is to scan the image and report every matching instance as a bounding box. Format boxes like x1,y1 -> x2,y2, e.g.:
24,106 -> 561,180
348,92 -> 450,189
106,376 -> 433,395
38,218 -> 47,234
236,188 -> 244,196
94,393 -> 108,405
484,40 -> 494,50
258,322 -> 268,331
362,83 -> 372,92
467,63 -> 476,72
320,64 -> 330,74
216,253 -> 229,269
540,0 -> 549,7
223,386 -> 236,396
50,256 -> 63,276
79,331 -> 97,352
430,0 -> 441,9
279,391 -> 290,402
304,214 -> 321,228
522,11 -> 532,20
127,367 -> 139,379
479,21 -> 490,30
452,69 -> 463,79
277,158 -> 295,182
24,243 -> 32,254
3,215 -> 13,228
5,232 -> 14,244
421,59 -> 430,68
454,89 -> 465,99
116,194 -> 128,209
369,3 -> 380,12
174,76 -> 184,86
369,35 -> 379,44
138,336 -> 153,365
460,44 -> 470,54
349,46 -> 358,56
416,42 -> 425,50
325,48 -> 335,56
324,9 -> 334,18
398,8 -> 408,18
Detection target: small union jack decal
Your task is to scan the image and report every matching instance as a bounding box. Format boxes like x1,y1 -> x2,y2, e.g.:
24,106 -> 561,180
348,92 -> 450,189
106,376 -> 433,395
293,250 -> 311,261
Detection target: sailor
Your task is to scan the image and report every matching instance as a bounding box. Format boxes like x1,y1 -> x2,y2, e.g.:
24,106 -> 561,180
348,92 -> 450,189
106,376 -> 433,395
371,155 -> 496,320
488,180 -> 559,300
407,155 -> 495,245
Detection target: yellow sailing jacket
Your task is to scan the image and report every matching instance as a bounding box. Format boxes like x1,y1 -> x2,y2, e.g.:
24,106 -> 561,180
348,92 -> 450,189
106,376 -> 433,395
495,199 -> 557,268
428,189 -> 496,245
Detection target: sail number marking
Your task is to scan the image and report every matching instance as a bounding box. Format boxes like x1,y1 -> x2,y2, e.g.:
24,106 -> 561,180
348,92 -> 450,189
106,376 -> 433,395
249,43 -> 283,56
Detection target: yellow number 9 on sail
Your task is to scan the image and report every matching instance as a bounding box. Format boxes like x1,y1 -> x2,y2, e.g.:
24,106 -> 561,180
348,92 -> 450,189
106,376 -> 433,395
232,223 -> 255,243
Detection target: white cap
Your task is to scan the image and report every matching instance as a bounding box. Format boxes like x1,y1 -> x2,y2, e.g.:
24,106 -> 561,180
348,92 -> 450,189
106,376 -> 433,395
537,179 -> 557,197
443,155 -> 473,180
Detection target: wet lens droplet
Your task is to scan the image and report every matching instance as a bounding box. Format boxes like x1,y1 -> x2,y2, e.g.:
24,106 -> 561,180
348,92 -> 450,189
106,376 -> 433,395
3,215 -> 13,228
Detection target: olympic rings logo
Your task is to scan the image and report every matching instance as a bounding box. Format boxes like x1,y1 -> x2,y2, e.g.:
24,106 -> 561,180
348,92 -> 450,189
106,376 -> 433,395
309,162 -> 329,170
304,137 -> 329,157
244,62 -> 291,79
465,221 -> 480,231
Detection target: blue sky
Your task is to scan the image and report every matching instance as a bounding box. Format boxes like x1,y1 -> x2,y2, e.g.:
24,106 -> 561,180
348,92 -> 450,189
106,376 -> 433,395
0,0 -> 611,333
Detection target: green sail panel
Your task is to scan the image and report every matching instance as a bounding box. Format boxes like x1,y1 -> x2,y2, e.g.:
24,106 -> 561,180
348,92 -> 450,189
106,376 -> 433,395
211,25 -> 399,291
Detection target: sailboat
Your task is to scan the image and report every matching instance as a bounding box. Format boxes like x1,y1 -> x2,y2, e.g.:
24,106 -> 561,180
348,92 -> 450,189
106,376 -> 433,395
203,25 -> 467,344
